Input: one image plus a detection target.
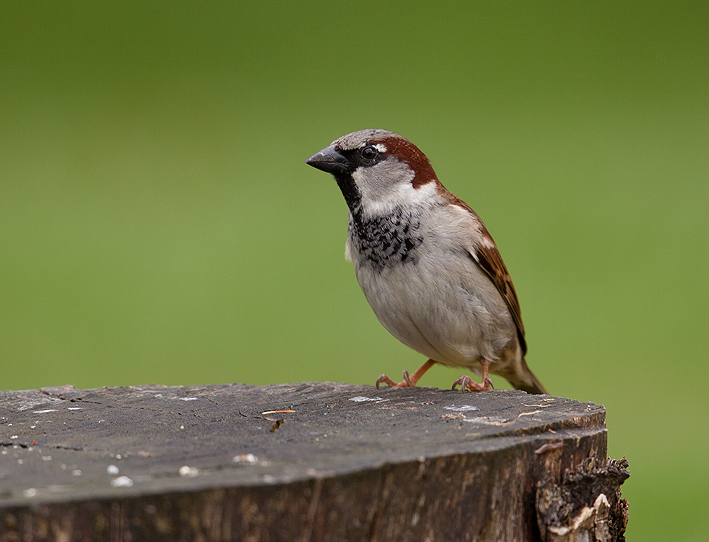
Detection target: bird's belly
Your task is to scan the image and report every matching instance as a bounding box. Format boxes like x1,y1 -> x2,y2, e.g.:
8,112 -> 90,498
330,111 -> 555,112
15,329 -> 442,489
354,255 -> 515,366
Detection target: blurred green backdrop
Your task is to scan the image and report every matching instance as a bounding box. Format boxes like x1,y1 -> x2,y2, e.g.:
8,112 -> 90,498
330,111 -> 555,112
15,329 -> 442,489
2,2 -> 707,539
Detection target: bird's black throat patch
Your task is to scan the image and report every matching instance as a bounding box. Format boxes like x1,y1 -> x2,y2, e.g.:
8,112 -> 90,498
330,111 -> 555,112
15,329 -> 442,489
335,174 -> 362,212
348,207 -> 424,268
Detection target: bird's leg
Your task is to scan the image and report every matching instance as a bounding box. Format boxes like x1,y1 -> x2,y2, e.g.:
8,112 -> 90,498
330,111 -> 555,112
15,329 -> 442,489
376,359 -> 436,389
452,360 -> 495,392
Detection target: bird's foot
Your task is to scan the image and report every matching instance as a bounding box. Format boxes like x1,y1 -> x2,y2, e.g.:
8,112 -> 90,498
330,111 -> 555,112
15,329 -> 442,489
376,370 -> 415,389
451,374 -> 494,392
375,359 -> 436,389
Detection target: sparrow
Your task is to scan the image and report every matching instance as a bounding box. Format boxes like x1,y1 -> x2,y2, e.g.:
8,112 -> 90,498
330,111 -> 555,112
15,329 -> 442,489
305,129 -> 547,394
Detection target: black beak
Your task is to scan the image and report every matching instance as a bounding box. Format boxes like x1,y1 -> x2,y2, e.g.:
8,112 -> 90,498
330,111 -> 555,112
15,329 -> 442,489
305,145 -> 350,175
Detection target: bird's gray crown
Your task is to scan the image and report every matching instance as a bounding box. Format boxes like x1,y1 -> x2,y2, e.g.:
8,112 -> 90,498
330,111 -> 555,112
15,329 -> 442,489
332,129 -> 404,151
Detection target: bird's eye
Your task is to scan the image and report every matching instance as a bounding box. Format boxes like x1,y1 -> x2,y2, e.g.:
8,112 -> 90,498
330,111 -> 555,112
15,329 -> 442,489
361,146 -> 378,160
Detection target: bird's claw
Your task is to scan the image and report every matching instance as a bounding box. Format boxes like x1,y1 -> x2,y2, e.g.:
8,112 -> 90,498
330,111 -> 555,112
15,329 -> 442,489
375,371 -> 414,389
451,374 -> 494,392
375,374 -> 398,389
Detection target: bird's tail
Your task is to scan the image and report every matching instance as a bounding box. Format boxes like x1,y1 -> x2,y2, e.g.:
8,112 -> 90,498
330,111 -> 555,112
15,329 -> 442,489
512,365 -> 547,394
504,354 -> 548,395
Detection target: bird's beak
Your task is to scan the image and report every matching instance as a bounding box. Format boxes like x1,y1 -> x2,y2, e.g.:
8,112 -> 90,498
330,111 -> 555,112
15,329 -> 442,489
305,145 -> 350,175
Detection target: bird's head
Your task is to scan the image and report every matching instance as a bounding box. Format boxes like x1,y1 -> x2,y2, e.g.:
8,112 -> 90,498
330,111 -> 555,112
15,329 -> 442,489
306,129 -> 440,217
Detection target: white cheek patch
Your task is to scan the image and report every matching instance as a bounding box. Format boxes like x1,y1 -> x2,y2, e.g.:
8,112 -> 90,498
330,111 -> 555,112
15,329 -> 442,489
354,170 -> 440,218
397,180 -> 439,206
373,143 -> 387,153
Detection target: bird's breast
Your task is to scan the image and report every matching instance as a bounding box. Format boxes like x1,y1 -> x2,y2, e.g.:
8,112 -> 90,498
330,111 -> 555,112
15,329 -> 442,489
346,208 -> 517,366
347,208 -> 424,269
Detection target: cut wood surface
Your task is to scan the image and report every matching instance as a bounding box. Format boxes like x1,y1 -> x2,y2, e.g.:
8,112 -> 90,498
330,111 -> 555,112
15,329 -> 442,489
0,382 -> 616,541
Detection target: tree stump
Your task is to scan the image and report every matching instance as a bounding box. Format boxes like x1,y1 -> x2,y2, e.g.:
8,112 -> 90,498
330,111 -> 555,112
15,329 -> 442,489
0,383 -> 628,541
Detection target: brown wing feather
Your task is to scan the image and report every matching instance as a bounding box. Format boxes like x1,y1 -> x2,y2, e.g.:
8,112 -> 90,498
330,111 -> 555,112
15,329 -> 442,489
448,195 -> 527,355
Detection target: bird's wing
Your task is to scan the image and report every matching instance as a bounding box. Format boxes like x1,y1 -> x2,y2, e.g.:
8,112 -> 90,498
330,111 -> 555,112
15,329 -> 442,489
449,196 -> 527,355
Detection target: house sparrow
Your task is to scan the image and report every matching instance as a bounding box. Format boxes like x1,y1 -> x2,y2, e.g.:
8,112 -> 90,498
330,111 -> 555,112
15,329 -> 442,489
306,129 -> 547,394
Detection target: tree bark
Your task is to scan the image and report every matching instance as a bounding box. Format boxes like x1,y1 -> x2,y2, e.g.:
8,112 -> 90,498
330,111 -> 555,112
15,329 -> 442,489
0,383 -> 628,541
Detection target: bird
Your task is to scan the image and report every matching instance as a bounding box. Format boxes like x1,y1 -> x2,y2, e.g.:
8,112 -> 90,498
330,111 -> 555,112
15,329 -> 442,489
305,129 -> 547,394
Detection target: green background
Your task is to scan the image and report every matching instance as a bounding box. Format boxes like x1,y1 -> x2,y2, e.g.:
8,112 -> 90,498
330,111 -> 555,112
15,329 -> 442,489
2,2 -> 707,539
